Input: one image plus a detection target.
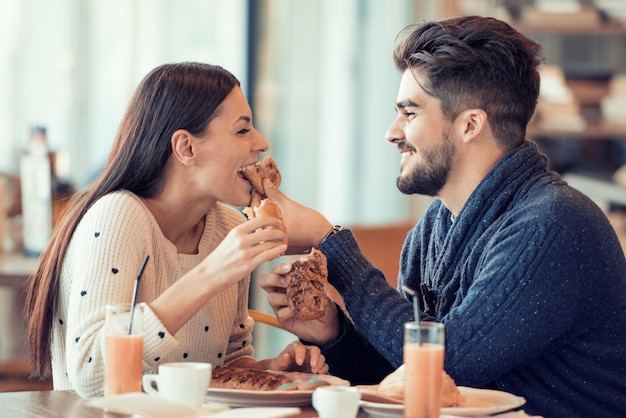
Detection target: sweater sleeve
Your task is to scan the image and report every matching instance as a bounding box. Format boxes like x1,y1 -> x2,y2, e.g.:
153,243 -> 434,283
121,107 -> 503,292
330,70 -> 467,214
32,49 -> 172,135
319,229 -> 416,380
62,193 -> 177,397
319,307 -> 394,384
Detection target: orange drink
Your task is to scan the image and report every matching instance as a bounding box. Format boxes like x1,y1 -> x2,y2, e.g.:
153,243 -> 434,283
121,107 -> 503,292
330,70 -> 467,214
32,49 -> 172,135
104,303 -> 144,396
403,322 -> 445,418
105,334 -> 143,395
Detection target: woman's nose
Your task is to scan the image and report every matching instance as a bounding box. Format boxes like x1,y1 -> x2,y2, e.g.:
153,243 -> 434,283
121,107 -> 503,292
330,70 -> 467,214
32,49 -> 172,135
255,130 -> 270,152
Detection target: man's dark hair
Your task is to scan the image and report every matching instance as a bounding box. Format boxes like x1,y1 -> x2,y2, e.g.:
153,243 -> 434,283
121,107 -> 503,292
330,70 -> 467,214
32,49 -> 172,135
393,16 -> 543,149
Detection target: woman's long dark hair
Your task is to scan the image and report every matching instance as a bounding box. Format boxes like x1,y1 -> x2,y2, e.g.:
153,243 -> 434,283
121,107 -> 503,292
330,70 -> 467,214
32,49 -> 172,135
25,62 -> 239,378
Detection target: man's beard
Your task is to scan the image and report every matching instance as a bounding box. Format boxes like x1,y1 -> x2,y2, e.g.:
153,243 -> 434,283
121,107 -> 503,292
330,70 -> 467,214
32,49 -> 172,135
396,129 -> 455,197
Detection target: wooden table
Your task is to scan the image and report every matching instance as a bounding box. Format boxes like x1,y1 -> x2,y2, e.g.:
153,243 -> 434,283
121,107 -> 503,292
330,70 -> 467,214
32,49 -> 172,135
0,390 -> 374,417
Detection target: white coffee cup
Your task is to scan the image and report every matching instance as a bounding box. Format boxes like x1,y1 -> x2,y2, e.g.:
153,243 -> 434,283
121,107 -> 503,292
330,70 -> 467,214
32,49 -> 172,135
312,385 -> 361,418
142,362 -> 211,408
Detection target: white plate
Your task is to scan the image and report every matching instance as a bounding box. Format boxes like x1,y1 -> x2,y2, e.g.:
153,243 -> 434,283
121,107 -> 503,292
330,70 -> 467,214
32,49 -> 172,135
205,389 -> 314,407
205,373 -> 349,407
85,392 -> 226,418
209,407 -> 301,418
359,387 -> 526,418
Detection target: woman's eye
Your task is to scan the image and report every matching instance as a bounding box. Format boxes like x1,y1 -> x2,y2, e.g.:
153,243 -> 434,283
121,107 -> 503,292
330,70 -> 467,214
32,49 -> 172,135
238,128 -> 251,135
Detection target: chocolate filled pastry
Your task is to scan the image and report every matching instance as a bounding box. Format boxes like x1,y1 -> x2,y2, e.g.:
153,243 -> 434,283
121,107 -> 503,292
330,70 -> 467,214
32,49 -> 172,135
240,156 -> 282,196
210,365 -> 331,391
211,365 -> 295,391
286,247 -> 328,320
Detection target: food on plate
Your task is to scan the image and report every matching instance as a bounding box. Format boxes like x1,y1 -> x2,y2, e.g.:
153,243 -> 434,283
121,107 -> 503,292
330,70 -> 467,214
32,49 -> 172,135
210,365 -> 330,391
440,370 -> 465,407
377,364 -> 465,407
286,247 -> 328,320
211,365 -> 292,391
240,156 -> 282,196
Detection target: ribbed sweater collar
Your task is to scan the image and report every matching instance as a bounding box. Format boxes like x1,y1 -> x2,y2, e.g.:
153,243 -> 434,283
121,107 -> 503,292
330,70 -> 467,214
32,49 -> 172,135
426,140 -> 558,315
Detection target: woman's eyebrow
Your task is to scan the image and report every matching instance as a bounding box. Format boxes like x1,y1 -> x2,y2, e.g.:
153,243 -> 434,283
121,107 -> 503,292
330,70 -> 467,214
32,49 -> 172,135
233,115 -> 251,125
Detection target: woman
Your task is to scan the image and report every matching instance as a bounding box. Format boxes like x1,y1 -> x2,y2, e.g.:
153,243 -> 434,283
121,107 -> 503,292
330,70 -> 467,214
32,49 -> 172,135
25,62 -> 327,398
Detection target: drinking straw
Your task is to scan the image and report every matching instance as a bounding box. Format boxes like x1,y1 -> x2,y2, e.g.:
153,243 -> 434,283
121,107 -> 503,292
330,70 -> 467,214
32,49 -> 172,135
401,284 -> 420,325
128,255 -> 149,335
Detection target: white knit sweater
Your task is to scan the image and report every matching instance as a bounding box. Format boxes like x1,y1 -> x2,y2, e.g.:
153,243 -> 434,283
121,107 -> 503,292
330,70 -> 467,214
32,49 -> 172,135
51,190 -> 255,397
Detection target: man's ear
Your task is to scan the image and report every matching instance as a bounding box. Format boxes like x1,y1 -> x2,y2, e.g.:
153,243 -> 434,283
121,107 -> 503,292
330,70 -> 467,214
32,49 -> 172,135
456,108 -> 488,144
171,129 -> 196,166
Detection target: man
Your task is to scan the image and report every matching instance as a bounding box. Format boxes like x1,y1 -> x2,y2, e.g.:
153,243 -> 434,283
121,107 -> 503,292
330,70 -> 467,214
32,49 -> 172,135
257,16 -> 626,418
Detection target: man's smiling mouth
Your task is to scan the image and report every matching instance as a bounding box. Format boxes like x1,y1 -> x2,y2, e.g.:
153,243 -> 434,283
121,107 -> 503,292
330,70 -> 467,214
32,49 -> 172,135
401,151 -> 414,161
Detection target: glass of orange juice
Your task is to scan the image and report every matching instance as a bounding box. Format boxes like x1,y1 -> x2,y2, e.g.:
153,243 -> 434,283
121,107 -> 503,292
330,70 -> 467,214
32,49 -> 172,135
104,303 -> 144,396
403,322 -> 445,418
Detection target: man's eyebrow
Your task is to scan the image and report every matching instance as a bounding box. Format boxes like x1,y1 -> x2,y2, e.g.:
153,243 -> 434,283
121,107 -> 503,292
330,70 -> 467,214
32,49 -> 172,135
395,100 -> 418,109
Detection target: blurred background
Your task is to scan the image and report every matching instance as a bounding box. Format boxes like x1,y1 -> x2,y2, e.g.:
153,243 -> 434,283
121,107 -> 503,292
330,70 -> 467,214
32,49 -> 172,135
1,0 -> 626,386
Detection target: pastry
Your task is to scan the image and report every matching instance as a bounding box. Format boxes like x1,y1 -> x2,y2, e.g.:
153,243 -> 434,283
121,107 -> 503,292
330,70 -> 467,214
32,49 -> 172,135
242,199 -> 285,230
240,156 -> 282,196
377,365 -> 465,407
210,365 -> 331,391
286,247 -> 328,320
211,365 -> 294,391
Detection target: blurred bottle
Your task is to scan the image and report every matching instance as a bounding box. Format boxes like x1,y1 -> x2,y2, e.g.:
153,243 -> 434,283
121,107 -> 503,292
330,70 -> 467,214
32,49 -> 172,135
19,125 -> 53,256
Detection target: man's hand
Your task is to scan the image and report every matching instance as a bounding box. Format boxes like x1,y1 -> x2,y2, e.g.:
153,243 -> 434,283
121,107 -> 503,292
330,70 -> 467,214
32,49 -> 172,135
257,262 -> 341,345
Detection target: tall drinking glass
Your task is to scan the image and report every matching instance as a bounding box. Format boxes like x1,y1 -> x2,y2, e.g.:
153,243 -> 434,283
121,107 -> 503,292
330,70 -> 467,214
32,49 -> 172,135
104,303 -> 144,396
404,322 -> 445,418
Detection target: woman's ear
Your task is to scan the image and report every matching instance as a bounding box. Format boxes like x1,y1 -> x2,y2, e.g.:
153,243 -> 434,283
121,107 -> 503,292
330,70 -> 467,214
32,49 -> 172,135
456,108 -> 488,144
171,129 -> 196,166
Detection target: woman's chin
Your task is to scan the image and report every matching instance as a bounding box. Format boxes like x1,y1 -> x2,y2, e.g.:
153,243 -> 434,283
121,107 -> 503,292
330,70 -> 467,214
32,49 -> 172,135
228,193 -> 254,209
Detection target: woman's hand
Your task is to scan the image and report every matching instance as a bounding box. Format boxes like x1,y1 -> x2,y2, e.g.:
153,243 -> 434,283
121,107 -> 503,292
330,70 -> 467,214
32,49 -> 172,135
268,341 -> 329,374
200,215 -> 287,290
151,216 -> 287,335
257,262 -> 341,346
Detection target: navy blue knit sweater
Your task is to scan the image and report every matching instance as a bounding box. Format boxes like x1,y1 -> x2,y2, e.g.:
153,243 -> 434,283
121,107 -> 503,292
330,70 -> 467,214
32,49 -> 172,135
319,141 -> 626,418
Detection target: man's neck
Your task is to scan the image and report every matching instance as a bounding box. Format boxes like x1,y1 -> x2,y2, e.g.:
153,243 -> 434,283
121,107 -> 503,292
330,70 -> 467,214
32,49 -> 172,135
438,144 -> 505,217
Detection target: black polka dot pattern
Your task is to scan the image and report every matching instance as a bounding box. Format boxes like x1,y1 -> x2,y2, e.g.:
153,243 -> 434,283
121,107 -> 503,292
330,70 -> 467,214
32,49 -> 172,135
59,319 -> 63,325
239,323 -> 245,329
183,353 -> 188,359
158,332 -> 165,339
71,231 -> 132,365
217,352 -> 222,359
204,325 -> 209,332
242,341 -> 246,347
154,357 -> 160,362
